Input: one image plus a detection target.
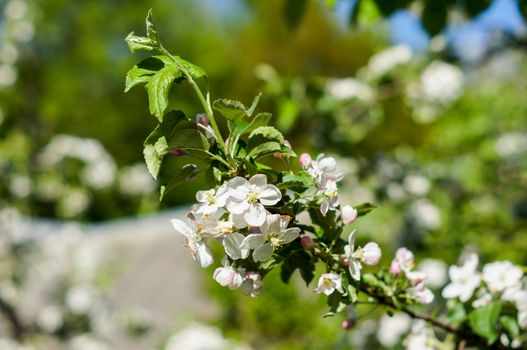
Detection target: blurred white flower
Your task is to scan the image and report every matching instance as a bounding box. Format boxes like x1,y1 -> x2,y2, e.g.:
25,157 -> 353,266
482,261 -> 523,294
417,259 -> 448,288
326,77 -> 374,102
11,20 -> 35,42
0,43 -> 19,64
442,253 -> 481,302
118,163 -> 155,196
390,247 -> 414,275
82,161 -> 116,190
495,132 -> 527,157
341,205 -> 358,224
409,200 -> 440,230
213,266 -> 244,290
58,189 -> 90,218
367,45 -> 412,78
70,335 -> 111,350
314,273 -> 341,295
0,64 -> 18,87
9,175 -> 31,198
0,280 -> 19,305
420,61 -> 464,104
165,323 -> 232,350
65,284 -> 97,315
37,305 -> 64,333
377,313 -> 411,347
4,0 -> 28,20
403,175 -> 430,197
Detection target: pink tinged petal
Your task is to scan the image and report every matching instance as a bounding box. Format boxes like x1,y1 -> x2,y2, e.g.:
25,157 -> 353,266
349,260 -> 362,281
390,260 -> 402,275
299,153 -> 312,168
253,243 -> 273,262
244,203 -> 267,226
226,199 -> 249,214
240,233 -> 267,250
280,228 -> 300,245
362,242 -> 381,265
170,219 -> 193,239
258,185 -> 282,205
223,233 -> 245,260
195,243 -> 213,268
249,174 -> 267,187
341,205 -> 358,224
320,200 -> 329,216
348,229 -> 357,251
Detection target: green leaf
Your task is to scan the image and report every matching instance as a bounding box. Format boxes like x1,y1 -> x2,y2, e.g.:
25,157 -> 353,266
469,302 -> 502,345
159,164 -> 198,201
278,172 -> 315,192
355,202 -> 377,217
213,99 -> 247,121
172,56 -> 207,80
125,32 -> 156,53
248,141 -> 281,159
284,0 -> 308,29
445,301 -> 467,325
499,316 -> 520,340
145,9 -> 159,44
146,63 -> 182,121
246,92 -> 262,116
243,113 -> 272,135
143,144 -> 161,179
248,126 -> 285,151
125,56 -> 166,92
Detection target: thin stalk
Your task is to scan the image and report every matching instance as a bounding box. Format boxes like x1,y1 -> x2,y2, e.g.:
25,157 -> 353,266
158,45 -> 227,153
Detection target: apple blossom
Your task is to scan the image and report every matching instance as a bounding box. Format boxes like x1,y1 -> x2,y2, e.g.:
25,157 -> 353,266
306,154 -> 344,184
409,282 -> 434,304
225,174 -> 282,226
213,267 -> 244,289
389,247 -> 414,275
194,183 -> 228,215
241,214 -> 300,262
170,216 -> 214,268
314,273 -> 342,296
241,272 -> 263,297
344,230 -> 381,280
299,153 -> 312,168
320,180 -> 339,215
482,260 -> 523,294
341,205 -> 358,224
442,253 -> 481,302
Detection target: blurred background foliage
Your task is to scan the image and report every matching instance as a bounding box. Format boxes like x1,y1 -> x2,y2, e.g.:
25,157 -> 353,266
1,0 -> 527,349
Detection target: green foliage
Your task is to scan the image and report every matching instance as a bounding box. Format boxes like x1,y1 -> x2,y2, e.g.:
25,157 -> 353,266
146,62 -> 182,121
469,302 -> 502,344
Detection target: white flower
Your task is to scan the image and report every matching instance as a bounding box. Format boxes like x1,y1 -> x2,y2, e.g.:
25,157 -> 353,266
417,259 -> 448,288
314,273 -> 341,296
377,313 -> 411,347
420,60 -> 464,104
307,154 -> 344,185
241,272 -> 263,297
390,247 -> 414,275
213,267 -> 244,289
214,218 -> 249,260
65,284 -> 96,315
344,230 -> 381,281
241,214 -> 300,262
195,183 -> 229,215
409,282 -> 434,304
482,261 -> 523,294
165,323 -> 231,350
442,253 -> 481,302
326,77 -> 374,102
341,205 -> 358,224
409,200 -> 440,230
513,290 -> 527,328
171,215 -> 214,267
226,174 -> 281,226
37,305 -> 63,333
472,290 -> 492,308
118,163 -> 156,196
367,45 -> 412,78
320,180 -> 339,215
299,153 -> 312,168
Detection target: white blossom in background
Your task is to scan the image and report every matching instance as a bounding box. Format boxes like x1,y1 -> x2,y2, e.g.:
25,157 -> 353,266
344,230 -> 381,281
377,313 -> 411,347
9,175 -> 31,198
403,174 -> 430,197
482,261 -> 523,294
57,188 -> 91,218
226,175 -> 282,226
4,0 -> 28,20
165,323 -> 252,350
37,305 -> 64,333
420,60 -> 464,105
118,163 -> 156,196
0,338 -> 32,350
495,132 -> 527,157
65,284 -> 98,315
513,290 -> 527,328
326,77 -> 374,102
0,64 -> 18,87
403,321 -> 435,350
70,335 -> 111,350
241,214 -> 299,262
442,253 -> 481,302
314,273 -> 342,295
0,43 -> 18,64
366,45 -> 413,78
390,247 -> 414,275
409,199 -> 441,230
417,259 -> 448,288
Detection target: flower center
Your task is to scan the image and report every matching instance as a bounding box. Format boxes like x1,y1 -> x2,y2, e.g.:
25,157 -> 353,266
206,193 -> 217,205
324,189 -> 338,198
322,278 -> 332,286
247,191 -> 259,204
351,248 -> 364,261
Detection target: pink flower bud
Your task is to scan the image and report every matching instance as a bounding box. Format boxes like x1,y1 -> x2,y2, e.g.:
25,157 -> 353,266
341,258 -> 350,267
241,272 -> 263,297
389,260 -> 402,275
300,236 -> 314,250
169,149 -> 185,157
213,267 -> 243,289
195,113 -> 209,126
362,242 -> 381,265
410,282 -> 434,304
390,247 -> 414,275
342,319 -> 354,330
299,153 -> 312,168
341,205 -> 358,224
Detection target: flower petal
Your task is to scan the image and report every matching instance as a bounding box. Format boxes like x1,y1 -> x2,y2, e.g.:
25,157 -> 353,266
195,243 -> 213,268
280,228 -> 300,245
349,259 -> 362,281
240,233 -> 267,250
244,203 -> 267,226
253,243 -> 273,262
258,185 -> 282,205
249,174 -> 267,187
170,219 -> 193,238
226,199 -> 249,215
